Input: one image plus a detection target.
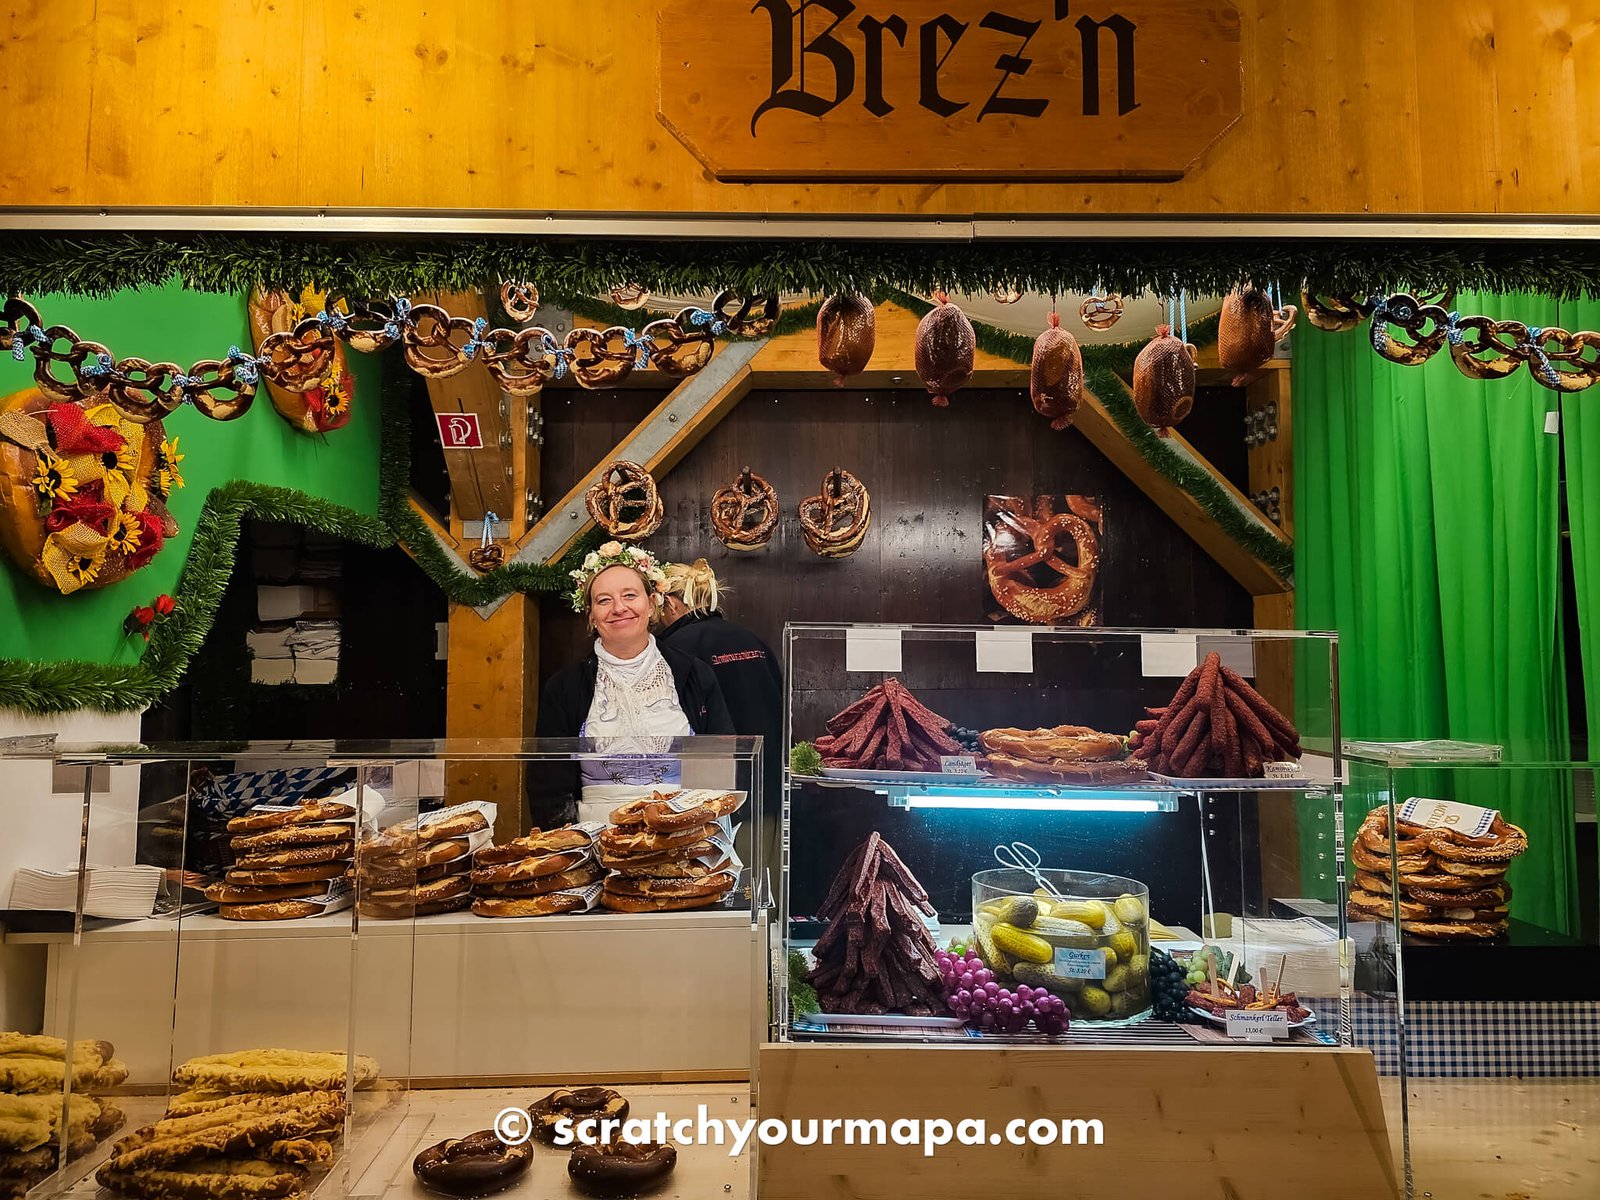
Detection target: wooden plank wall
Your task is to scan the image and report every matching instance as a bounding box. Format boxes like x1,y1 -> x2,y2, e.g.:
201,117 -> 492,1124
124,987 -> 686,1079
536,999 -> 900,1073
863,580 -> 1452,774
0,1 -> 1592,214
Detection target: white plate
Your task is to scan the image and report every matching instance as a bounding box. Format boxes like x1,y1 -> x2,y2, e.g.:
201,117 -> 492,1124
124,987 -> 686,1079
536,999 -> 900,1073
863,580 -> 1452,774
816,768 -> 989,785
1188,1004 -> 1318,1031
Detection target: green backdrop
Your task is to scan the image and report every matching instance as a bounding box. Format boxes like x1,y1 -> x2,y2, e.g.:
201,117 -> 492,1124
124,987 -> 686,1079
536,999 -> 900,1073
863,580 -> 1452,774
0,282 -> 381,666
1295,293 -> 1585,934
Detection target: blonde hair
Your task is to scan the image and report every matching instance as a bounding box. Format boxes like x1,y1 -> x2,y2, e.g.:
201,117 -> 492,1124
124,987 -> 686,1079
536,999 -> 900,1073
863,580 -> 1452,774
662,559 -> 723,614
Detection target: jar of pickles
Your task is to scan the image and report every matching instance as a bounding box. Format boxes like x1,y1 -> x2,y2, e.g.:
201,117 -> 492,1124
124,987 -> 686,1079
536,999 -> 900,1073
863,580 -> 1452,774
970,869 -> 1151,1024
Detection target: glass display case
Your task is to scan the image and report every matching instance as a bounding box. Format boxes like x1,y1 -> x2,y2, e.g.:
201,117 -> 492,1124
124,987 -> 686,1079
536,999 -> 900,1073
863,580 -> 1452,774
1344,744 -> 1600,1200
766,624 -> 1408,1200
0,737 -> 766,1200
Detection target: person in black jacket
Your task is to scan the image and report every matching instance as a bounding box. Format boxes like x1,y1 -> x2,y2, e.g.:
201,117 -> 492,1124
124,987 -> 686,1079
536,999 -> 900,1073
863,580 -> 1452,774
657,559 -> 784,879
527,544 -> 733,827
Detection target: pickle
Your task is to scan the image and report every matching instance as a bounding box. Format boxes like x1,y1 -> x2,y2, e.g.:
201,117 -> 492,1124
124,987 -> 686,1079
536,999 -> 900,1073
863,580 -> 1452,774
1103,963 -> 1131,993
1031,917 -> 1098,947
988,896 -> 1039,928
1078,986 -> 1113,1017
990,923 -> 1053,964
1110,990 -> 1147,1017
1114,893 -> 1148,925
1013,962 -> 1082,996
1127,954 -> 1150,987
974,917 -> 1013,979
1051,900 -> 1109,930
1107,929 -> 1139,962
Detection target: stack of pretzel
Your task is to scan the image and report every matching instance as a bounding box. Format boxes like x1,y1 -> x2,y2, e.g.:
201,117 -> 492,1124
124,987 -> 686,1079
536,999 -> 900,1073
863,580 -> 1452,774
598,790 -> 743,912
978,726 -> 1147,785
1129,653 -> 1301,778
470,826 -> 602,918
806,833 -> 943,1016
813,679 -> 962,771
1347,808 -> 1523,939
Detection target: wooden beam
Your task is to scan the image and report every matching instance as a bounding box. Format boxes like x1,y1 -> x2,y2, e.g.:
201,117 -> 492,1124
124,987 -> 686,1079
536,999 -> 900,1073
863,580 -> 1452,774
445,594 -> 534,841
414,290 -> 514,523
1246,364 -> 1295,538
513,340 -> 763,564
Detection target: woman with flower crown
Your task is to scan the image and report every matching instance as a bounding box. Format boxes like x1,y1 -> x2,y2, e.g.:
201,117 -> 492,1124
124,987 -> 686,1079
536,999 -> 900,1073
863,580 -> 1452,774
528,542 -> 733,825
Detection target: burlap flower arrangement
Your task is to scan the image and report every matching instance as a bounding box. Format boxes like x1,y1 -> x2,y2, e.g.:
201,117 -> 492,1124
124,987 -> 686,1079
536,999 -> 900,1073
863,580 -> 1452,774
0,387 -> 180,595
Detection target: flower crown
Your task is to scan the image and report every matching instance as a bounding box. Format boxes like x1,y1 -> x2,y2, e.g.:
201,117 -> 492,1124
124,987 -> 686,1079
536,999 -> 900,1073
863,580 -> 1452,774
568,541 -> 668,612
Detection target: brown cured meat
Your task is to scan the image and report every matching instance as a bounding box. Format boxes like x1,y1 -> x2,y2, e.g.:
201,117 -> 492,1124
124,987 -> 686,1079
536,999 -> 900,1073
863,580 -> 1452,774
817,293 -> 876,384
1132,325 -> 1198,437
807,834 -> 941,1015
914,294 -> 975,407
815,679 -> 959,770
1029,312 -> 1084,429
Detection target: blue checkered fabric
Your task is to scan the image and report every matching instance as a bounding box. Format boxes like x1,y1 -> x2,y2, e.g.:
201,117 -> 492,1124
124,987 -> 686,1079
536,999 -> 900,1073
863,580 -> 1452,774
1331,995 -> 1600,1077
190,767 -> 351,817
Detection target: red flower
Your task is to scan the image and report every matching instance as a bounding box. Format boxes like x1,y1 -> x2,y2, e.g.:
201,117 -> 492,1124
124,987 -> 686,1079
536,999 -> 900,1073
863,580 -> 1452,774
125,510 -> 166,569
123,606 -> 157,639
154,593 -> 175,616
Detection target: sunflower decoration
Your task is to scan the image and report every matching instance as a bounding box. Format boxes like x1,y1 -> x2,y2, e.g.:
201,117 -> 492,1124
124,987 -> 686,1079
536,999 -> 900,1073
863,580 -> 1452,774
1,387 -> 181,596
248,284 -> 356,434
31,449 -> 77,505
153,436 -> 185,498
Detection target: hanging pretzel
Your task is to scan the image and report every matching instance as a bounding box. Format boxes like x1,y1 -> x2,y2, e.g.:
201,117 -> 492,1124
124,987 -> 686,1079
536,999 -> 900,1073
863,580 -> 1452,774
585,460 -> 664,541
798,468 -> 871,558
566,326 -> 639,389
710,467 -> 779,551
499,281 -> 541,323
1078,294 -> 1124,331
1369,294 -> 1448,366
1300,292 -> 1372,332
711,290 -> 781,336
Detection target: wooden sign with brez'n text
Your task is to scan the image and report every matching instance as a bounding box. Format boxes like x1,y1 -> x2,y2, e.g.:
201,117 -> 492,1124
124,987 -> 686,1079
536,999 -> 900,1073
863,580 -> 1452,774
657,0 -> 1241,181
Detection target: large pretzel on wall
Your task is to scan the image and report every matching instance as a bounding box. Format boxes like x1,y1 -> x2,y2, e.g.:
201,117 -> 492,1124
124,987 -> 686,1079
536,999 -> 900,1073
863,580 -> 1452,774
710,467 -> 779,551
984,504 -> 1099,624
798,468 -> 871,558
585,460 -> 664,541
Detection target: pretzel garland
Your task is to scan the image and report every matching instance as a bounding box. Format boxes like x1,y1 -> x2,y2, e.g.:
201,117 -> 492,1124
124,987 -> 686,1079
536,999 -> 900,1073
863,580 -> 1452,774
798,468 -> 871,558
1128,652 -> 1301,778
584,461 -> 664,541
0,291 -> 741,428
1302,290 -> 1600,391
982,499 -> 1099,625
1078,293 -> 1124,330
710,467 -> 779,551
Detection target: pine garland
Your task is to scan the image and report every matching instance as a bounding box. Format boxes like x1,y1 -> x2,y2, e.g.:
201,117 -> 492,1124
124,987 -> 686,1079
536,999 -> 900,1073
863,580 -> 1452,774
5,232 -> 1600,302
0,350 -> 597,715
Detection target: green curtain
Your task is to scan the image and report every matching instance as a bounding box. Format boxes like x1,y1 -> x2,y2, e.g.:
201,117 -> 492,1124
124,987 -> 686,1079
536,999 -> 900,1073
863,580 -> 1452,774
1295,293 -> 1577,934
0,281 -> 382,668
1560,300 -> 1600,758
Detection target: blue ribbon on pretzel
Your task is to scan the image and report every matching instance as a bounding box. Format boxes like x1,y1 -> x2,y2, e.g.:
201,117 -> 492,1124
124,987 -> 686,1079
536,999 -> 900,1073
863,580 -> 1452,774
1444,311 -> 1464,346
227,346 -> 261,386
1524,326 -> 1561,388
382,297 -> 413,342
81,352 -> 114,380
622,328 -> 652,369
461,316 -> 489,361
687,308 -> 727,336
541,331 -> 572,380
315,308 -> 350,336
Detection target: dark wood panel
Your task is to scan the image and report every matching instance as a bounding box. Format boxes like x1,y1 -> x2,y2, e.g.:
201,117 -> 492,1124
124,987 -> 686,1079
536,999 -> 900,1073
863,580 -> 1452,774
539,386 -> 1252,678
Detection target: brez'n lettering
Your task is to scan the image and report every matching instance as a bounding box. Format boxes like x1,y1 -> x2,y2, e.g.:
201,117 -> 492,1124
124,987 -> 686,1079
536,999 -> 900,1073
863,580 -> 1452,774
748,1 -> 1140,132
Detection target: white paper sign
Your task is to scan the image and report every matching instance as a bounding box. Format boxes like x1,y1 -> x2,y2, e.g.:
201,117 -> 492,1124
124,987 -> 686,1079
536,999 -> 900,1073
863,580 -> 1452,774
1053,947 -> 1108,980
1397,797 -> 1498,839
975,628 -> 1034,674
845,627 -> 903,673
939,755 -> 978,774
1545,411 -> 1560,435
1140,633 -> 1198,677
1225,1009 -> 1289,1041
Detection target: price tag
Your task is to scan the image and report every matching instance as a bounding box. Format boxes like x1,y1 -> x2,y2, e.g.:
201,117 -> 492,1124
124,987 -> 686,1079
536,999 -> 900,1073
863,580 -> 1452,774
1397,797 -> 1497,839
1052,947 -> 1107,981
1225,1009 -> 1289,1041
1263,761 -> 1303,780
939,755 -> 978,775
845,627 -> 902,672
1139,633 -> 1197,677
975,628 -> 1033,673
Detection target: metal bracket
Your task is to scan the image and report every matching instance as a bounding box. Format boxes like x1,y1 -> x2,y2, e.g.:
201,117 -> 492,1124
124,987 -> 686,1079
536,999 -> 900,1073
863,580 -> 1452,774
527,407 -> 544,446
1244,401 -> 1280,447
526,490 -> 544,523
1249,486 -> 1283,524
